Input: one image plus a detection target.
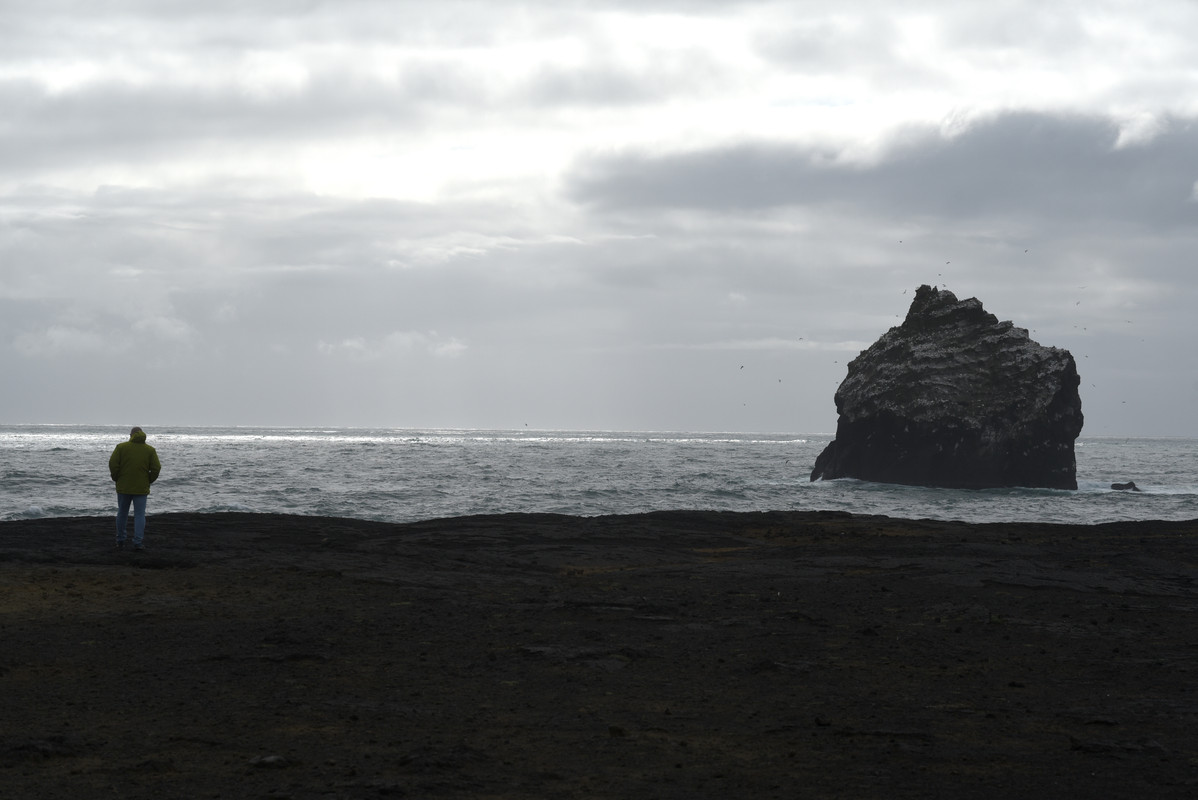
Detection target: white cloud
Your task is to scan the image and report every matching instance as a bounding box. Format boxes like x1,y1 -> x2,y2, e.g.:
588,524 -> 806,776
133,315 -> 194,342
318,331 -> 467,360
14,325 -> 111,356
1113,111 -> 1167,148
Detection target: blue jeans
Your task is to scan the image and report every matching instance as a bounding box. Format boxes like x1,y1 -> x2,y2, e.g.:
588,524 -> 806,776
116,493 -> 148,545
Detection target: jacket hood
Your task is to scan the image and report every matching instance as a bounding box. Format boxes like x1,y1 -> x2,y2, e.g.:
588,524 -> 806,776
130,430 -> 147,443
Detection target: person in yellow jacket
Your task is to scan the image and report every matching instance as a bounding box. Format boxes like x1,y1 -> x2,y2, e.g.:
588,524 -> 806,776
109,426 -> 161,550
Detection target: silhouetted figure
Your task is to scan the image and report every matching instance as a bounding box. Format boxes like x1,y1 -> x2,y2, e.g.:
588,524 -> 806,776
109,426 -> 162,550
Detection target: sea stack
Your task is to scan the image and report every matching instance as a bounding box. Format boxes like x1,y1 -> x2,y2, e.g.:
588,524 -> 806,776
810,285 -> 1083,489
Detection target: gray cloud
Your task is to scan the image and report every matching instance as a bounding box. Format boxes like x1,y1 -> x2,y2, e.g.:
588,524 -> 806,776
0,68 -> 470,176
755,15 -> 902,73
567,112 -> 1198,228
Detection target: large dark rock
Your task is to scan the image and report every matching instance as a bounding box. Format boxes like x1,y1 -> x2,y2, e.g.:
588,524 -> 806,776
811,285 -> 1083,489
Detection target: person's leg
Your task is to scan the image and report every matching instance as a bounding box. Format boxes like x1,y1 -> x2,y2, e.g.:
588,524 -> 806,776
115,493 -> 133,544
131,494 -> 148,548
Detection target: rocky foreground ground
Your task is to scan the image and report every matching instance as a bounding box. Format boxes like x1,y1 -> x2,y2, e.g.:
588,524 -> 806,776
2,510 -> 1197,799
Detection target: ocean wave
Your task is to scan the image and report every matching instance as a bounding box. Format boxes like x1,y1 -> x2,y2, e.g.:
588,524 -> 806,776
1,426 -> 1195,525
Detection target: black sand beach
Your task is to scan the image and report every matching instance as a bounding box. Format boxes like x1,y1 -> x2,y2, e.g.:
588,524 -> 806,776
3,511 -> 1197,798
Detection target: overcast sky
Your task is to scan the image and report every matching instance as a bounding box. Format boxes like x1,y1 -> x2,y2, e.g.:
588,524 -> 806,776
3,1 -> 1197,435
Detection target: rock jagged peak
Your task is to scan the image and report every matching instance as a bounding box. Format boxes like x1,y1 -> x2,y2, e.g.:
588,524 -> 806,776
900,285 -> 1024,339
906,284 -> 988,325
812,284 -> 1083,490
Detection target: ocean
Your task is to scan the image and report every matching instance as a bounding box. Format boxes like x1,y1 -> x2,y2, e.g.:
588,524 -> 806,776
2,424 -> 1196,525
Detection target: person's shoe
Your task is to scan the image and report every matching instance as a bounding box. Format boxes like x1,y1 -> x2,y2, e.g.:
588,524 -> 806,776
133,544 -> 145,551
115,541 -> 125,549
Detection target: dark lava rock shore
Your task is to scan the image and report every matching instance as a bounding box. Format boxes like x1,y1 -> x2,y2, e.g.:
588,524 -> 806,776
3,511 -> 1197,799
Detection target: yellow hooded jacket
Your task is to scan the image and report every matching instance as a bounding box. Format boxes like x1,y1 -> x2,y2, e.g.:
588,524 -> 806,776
109,430 -> 162,495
